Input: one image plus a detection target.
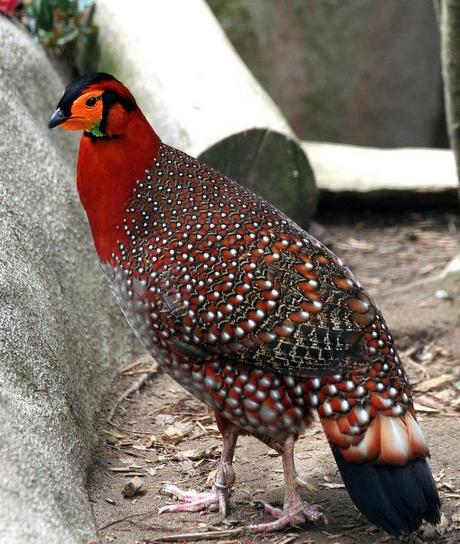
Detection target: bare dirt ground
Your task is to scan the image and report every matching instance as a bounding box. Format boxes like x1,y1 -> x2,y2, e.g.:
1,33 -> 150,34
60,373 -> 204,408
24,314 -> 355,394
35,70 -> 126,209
88,205 -> 460,544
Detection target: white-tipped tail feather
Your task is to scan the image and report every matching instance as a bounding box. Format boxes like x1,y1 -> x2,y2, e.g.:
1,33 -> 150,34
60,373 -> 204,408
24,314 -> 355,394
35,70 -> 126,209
322,412 -> 429,465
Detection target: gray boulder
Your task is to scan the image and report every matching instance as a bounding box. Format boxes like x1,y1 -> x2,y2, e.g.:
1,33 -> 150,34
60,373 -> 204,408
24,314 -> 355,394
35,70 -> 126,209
0,18 -> 138,543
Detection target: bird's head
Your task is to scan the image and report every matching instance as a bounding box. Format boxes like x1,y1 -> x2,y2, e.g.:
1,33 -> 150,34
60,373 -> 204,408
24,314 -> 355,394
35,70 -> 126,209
48,72 -> 138,138
48,73 -> 159,262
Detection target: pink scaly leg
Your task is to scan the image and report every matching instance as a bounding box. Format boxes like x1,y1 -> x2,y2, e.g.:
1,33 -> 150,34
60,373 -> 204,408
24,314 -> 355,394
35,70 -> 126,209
245,434 -> 326,533
159,423 -> 239,516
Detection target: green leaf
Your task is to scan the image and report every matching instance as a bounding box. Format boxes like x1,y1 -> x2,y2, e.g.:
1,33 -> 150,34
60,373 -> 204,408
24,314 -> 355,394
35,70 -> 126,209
28,0 -> 100,74
75,24 -> 100,73
53,25 -> 79,46
52,0 -> 74,14
34,0 -> 54,32
36,27 -> 54,46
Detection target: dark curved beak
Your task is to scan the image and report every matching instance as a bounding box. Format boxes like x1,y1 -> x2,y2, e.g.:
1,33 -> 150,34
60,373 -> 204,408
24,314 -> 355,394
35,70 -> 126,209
48,107 -> 68,129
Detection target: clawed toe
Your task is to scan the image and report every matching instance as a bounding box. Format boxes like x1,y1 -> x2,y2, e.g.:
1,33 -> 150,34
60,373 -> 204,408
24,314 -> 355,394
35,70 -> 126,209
303,504 -> 326,524
159,482 -> 218,514
245,502 -> 326,533
263,503 -> 285,519
159,482 -> 223,514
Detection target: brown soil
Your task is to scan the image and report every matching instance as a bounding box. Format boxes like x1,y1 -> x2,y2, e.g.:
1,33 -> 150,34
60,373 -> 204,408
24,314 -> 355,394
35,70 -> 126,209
88,207 -> 460,544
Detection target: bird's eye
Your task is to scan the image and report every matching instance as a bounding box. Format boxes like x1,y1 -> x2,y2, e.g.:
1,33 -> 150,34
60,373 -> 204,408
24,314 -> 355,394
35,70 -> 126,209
85,96 -> 98,108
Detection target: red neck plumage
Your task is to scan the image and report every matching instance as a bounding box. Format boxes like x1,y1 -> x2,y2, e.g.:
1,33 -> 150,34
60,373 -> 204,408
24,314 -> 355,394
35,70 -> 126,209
76,108 -> 161,262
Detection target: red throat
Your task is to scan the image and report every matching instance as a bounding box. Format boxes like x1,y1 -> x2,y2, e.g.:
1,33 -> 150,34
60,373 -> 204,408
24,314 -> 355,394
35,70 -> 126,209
76,108 -> 161,262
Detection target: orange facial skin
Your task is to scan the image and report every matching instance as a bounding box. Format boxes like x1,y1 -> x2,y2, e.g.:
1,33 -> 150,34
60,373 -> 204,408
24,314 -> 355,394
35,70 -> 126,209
60,91 -> 104,132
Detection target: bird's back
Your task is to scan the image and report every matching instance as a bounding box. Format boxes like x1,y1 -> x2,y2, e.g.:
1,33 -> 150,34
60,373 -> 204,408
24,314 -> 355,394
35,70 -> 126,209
104,143 -> 424,453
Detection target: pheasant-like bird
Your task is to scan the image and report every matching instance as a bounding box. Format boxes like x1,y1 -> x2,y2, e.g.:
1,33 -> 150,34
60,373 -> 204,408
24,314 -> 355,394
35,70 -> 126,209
49,73 -> 440,536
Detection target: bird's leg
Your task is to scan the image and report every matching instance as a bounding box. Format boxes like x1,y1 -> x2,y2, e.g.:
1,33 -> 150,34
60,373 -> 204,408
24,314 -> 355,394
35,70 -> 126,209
159,422 -> 239,516
246,435 -> 325,533
212,421 -> 238,516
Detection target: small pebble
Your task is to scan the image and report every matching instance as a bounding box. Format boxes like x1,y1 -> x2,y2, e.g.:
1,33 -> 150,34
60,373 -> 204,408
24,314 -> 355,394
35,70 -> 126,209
122,476 -> 144,498
434,289 -> 452,300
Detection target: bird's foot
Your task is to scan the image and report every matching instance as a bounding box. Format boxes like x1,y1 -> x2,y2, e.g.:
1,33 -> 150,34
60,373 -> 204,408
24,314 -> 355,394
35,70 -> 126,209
245,501 -> 326,533
159,482 -> 230,516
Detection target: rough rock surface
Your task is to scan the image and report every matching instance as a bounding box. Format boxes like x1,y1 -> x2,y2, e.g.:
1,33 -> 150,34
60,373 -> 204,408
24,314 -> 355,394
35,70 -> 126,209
0,18 -> 138,543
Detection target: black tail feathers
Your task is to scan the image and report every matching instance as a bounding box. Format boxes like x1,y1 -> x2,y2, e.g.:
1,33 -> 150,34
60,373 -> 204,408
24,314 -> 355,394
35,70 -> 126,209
331,446 -> 441,537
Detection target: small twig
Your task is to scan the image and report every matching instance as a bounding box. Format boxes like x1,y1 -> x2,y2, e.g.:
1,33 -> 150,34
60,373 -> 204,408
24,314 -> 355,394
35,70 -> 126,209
108,362 -> 159,423
146,513 -> 322,543
119,358 -> 147,374
377,254 -> 459,298
106,421 -> 158,436
124,518 -> 171,531
376,271 -> 444,297
404,359 -> 431,380
146,527 -> 249,542
98,508 -> 162,531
